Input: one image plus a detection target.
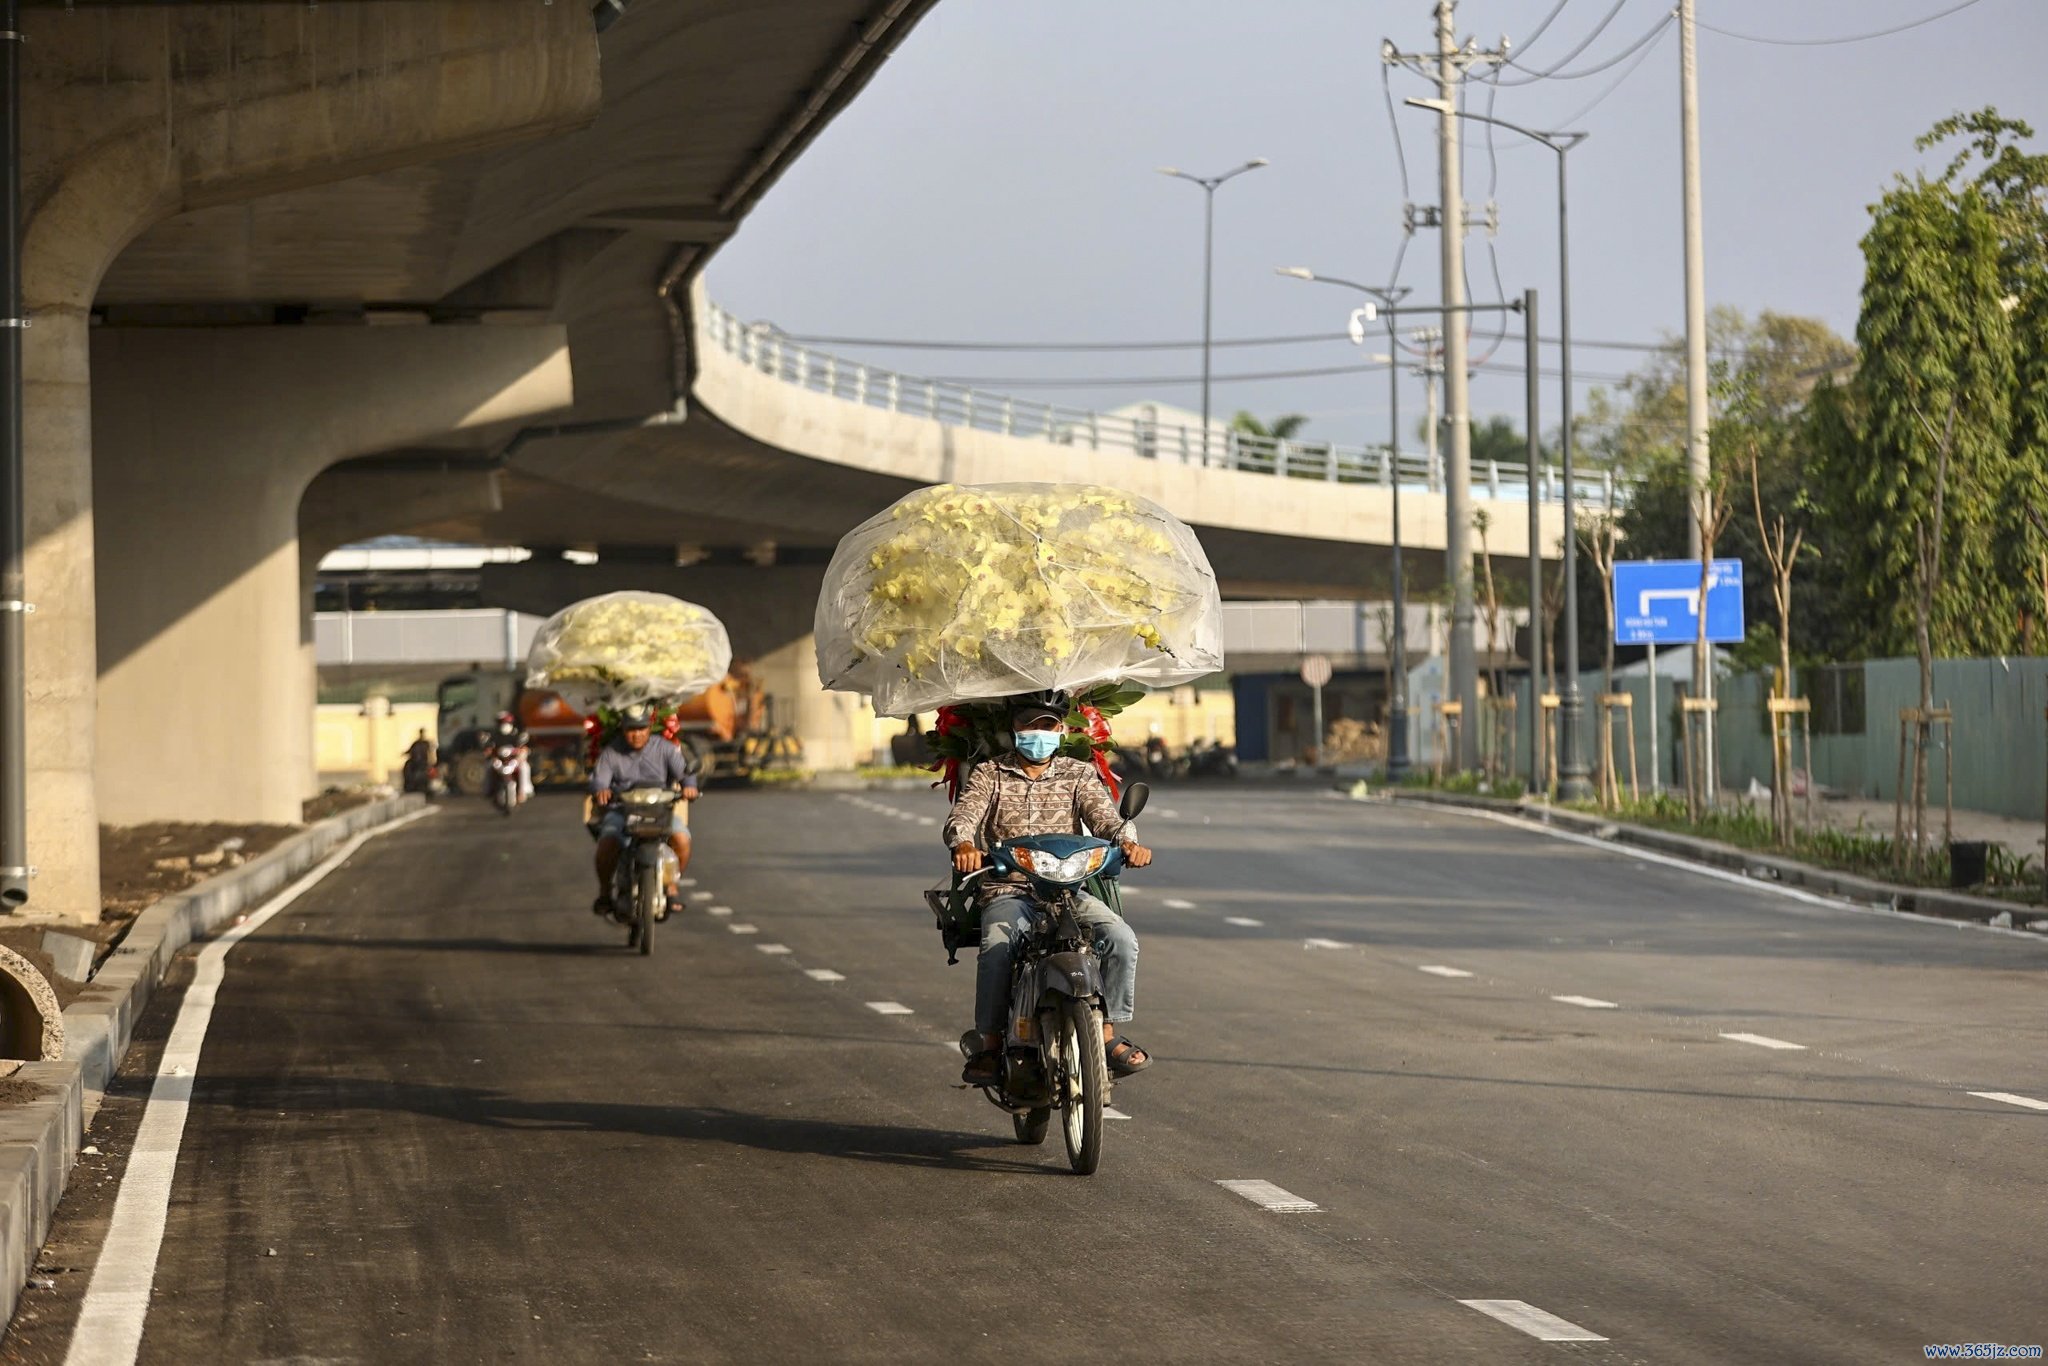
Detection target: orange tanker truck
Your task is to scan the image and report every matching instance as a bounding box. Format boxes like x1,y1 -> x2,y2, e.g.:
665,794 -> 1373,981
435,663 -> 800,795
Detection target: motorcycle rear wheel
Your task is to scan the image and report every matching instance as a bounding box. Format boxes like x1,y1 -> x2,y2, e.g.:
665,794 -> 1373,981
1013,1108 -> 1051,1145
1058,999 -> 1107,1175
636,862 -> 660,957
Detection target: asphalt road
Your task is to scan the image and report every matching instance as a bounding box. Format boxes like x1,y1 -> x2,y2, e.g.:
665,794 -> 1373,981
7,783 -> 2047,1364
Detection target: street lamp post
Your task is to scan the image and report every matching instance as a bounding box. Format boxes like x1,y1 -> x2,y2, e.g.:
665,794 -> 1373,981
1406,99 -> 1590,799
1275,268 -> 1414,778
1159,159 -> 1268,465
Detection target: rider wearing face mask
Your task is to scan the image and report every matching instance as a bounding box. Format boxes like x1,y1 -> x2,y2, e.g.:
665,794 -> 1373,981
945,699 -> 1154,1087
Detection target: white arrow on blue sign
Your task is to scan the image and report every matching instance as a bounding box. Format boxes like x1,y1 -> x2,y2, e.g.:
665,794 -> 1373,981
1612,559 -> 1745,645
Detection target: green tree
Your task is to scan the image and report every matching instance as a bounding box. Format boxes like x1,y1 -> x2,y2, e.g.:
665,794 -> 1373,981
1229,411 -> 1309,441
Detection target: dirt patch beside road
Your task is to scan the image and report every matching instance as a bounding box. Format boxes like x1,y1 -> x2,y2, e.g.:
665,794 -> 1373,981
302,788 -> 381,823
98,821 -> 299,935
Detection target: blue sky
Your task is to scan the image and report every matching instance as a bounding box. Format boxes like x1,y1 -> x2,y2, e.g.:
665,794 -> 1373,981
708,0 -> 2044,447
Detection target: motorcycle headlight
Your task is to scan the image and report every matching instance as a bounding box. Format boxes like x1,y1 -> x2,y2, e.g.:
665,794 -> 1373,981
1012,845 -> 1109,885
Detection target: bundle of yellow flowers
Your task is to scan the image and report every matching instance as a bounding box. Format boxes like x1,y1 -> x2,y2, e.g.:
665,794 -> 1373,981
525,591 -> 733,712
815,482 -> 1222,716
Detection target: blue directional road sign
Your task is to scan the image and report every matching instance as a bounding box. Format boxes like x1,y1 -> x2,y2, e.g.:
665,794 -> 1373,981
1613,559 -> 1745,645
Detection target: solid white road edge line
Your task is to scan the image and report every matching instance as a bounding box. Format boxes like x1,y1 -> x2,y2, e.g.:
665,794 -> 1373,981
1216,1179 -> 1319,1213
64,805 -> 436,1366
1413,802 -> 2047,941
1551,994 -> 1619,1009
1720,1031 -> 1807,1051
1419,965 -> 1474,978
1966,1090 -> 2048,1111
1458,1300 -> 1608,1342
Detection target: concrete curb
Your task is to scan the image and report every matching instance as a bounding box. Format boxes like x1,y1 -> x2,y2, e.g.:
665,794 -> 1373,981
0,792 -> 424,1328
1380,787 -> 2042,929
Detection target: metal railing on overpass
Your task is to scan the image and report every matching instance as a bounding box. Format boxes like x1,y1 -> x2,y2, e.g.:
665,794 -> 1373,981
702,299 -> 1619,507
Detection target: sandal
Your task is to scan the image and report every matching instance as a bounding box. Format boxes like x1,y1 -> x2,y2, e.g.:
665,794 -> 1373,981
1106,1036 -> 1152,1078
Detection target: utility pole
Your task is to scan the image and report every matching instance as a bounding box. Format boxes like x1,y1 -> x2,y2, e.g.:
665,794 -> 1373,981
1385,3 -> 1506,772
1679,0 -> 1714,796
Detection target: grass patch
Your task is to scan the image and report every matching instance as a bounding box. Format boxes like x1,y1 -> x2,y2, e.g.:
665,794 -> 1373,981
1577,792 -> 2043,905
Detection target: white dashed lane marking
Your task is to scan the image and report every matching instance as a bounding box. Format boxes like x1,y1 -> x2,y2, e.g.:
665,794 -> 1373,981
1419,965 -> 1474,978
728,924 -> 760,935
755,944 -> 792,956
689,891 -> 714,902
1719,1031 -> 1805,1051
706,906 -> 733,917
1216,1179 -> 1319,1213
804,969 -> 846,983
1968,1091 -> 2048,1111
1458,1300 -> 1608,1343
866,1001 -> 914,1016
1161,898 -> 1197,910
677,878 -> 697,887
1551,995 -> 1618,1009
1223,916 -> 1264,927
1304,938 -> 1349,951
1104,1107 -> 1132,1121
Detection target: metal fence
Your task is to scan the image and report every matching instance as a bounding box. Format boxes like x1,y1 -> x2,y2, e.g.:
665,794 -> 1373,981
701,300 -> 1619,507
1519,655 -> 2048,824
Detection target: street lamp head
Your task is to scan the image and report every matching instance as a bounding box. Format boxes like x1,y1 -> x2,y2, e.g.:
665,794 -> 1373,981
1404,96 -> 1453,114
1156,165 -> 1182,178
1275,266 -> 1316,281
1243,158 -> 1270,170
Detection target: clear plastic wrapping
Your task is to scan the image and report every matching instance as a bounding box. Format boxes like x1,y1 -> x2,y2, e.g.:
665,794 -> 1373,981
815,482 -> 1223,716
524,591 -> 733,712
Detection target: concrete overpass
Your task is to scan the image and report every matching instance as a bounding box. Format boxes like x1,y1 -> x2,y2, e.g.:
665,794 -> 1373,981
8,0 -> 1591,924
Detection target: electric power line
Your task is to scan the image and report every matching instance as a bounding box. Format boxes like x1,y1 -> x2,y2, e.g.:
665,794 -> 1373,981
1696,0 -> 1987,46
927,357 -> 1644,389
780,328 -> 1801,358
1497,0 -> 1633,82
1494,10 -> 1676,86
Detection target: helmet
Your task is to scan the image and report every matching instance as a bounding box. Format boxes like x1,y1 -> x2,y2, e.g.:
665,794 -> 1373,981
619,704 -> 656,730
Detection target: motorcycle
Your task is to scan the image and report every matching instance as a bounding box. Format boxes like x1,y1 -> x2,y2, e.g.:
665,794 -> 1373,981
401,753 -> 442,797
1185,739 -> 1238,780
487,743 -> 524,817
601,788 -> 681,957
948,781 -> 1149,1176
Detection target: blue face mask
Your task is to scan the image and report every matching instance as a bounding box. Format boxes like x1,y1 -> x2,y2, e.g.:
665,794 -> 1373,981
1014,729 -> 1062,761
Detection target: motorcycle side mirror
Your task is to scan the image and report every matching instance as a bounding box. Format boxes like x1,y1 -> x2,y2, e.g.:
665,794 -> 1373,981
1119,781 -> 1151,822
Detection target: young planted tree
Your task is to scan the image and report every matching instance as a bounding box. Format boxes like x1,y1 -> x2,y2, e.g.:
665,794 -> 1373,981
1845,173 -> 2015,863
1747,435 -> 1811,839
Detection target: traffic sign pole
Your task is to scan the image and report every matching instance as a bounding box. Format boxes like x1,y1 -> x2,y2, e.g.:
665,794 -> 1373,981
1301,655 -> 1333,769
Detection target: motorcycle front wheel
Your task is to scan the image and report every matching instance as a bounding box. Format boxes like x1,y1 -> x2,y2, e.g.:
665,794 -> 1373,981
636,862 -> 660,957
1057,999 -> 1107,1175
1013,1108 -> 1050,1145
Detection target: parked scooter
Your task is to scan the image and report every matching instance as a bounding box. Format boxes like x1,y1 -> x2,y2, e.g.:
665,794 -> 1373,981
947,781 -> 1149,1175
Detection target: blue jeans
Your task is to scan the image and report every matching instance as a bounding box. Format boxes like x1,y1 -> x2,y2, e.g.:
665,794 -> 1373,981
975,892 -> 1138,1035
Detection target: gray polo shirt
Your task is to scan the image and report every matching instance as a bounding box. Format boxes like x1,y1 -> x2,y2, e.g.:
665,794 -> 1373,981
590,736 -> 696,794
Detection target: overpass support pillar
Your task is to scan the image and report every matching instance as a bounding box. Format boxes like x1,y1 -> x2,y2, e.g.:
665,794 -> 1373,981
754,636 -> 873,774
9,4 -> 598,920
91,326 -> 573,831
